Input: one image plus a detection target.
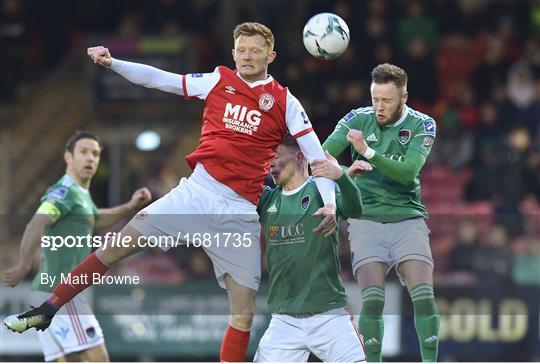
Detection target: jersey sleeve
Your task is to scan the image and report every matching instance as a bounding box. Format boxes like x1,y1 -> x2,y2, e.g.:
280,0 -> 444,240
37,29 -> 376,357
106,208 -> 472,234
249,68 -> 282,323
285,91 -> 313,139
181,67 -> 221,100
335,167 -> 363,219
407,119 -> 437,157
36,187 -> 73,223
322,110 -> 360,157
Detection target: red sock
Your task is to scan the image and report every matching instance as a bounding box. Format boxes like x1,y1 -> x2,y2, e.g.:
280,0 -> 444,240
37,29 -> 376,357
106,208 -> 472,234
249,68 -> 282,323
220,325 -> 250,362
48,252 -> 109,309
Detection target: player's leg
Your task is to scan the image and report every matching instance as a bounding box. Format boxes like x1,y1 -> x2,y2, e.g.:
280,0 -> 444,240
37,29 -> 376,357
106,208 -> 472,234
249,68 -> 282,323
391,218 -> 439,362
398,259 -> 439,362
4,224 -> 148,333
348,219 -> 389,362
254,315 -> 310,362
307,307 -> 365,362
66,343 -> 109,362
355,263 -> 387,362
220,274 -> 256,362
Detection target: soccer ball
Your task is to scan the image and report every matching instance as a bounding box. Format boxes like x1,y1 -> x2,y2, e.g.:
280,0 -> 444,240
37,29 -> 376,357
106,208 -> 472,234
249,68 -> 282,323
302,13 -> 350,60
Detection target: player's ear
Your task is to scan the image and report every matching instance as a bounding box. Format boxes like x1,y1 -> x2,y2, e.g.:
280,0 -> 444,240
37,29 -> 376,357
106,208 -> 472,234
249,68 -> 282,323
402,89 -> 408,104
231,48 -> 236,61
267,51 -> 276,64
64,151 -> 72,166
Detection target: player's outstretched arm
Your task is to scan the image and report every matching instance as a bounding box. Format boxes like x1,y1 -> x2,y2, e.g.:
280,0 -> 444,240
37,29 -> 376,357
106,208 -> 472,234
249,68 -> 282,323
96,187 -> 152,230
2,214 -> 53,287
87,46 -> 183,95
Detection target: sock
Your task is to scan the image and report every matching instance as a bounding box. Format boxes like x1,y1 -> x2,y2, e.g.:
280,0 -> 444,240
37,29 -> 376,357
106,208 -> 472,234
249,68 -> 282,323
358,285 -> 385,362
220,325 -> 250,362
48,252 -> 109,309
410,283 -> 440,362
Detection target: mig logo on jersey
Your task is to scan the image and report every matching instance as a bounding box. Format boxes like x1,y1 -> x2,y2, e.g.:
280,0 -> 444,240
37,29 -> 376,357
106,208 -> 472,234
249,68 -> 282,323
223,103 -> 262,135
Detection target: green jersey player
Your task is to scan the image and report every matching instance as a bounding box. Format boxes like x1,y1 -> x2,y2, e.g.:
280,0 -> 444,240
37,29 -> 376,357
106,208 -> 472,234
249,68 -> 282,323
3,131 -> 151,362
254,135 -> 372,362
323,64 -> 440,362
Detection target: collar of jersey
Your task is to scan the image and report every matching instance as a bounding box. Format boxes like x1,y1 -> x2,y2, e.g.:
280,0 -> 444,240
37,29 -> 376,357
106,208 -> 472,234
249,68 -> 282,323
236,72 -> 274,88
281,177 -> 312,196
385,104 -> 409,128
62,174 -> 89,193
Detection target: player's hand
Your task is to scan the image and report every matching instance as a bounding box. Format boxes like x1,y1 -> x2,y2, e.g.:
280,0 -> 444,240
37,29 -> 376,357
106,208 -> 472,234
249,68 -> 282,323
311,151 -> 343,180
348,160 -> 373,177
87,46 -> 112,67
313,204 -> 337,237
347,129 -> 368,155
128,187 -> 152,210
2,263 -> 31,287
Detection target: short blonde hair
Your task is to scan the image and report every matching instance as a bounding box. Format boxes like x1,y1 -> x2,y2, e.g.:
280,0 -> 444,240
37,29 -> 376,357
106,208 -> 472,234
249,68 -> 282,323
233,22 -> 274,52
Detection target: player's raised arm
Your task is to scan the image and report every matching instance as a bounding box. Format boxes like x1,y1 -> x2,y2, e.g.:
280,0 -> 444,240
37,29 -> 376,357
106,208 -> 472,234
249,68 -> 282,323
87,45 -> 184,95
95,187 -> 152,230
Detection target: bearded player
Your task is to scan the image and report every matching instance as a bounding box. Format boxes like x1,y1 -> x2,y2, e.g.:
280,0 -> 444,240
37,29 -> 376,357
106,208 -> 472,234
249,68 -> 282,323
4,22 -> 337,362
323,64 -> 440,362
254,135 -> 371,362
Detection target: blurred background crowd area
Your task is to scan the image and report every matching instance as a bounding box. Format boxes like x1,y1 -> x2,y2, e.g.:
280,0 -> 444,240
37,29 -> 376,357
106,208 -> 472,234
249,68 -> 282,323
1,0 -> 539,288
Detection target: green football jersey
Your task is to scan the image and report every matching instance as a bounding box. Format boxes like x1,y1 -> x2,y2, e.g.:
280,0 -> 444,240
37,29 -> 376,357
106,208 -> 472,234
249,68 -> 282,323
258,172 -> 362,314
32,175 -> 98,292
323,105 -> 436,223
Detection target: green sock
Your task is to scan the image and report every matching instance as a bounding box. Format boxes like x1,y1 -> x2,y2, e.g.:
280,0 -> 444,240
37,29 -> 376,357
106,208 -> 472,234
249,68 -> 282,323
358,285 -> 385,362
410,283 -> 440,362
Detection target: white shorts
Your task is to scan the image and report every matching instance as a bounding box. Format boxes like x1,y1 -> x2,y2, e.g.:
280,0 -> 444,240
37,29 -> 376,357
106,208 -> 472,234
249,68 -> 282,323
254,307 -> 365,362
31,290 -> 104,362
128,163 -> 262,291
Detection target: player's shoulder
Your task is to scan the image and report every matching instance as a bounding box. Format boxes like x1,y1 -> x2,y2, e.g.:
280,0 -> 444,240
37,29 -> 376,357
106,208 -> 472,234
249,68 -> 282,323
406,107 -> 437,134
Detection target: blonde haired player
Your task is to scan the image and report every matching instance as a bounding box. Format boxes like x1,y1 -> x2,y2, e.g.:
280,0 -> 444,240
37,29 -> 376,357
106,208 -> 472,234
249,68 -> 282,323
5,22 -> 337,362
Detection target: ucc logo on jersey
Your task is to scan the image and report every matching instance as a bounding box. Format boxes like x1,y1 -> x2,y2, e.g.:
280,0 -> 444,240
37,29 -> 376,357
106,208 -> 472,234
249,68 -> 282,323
223,103 -> 262,135
398,129 -> 411,145
258,93 -> 274,112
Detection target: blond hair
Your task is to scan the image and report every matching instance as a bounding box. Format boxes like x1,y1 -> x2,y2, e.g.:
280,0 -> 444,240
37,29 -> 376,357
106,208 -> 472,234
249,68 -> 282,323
233,22 -> 274,52
371,63 -> 408,90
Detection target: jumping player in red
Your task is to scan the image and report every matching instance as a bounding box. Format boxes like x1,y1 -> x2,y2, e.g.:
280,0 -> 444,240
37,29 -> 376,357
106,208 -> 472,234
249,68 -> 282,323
4,22 -> 337,362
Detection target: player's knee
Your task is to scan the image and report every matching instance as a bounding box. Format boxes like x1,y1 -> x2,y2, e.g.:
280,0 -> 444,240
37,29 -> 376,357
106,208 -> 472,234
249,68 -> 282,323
230,313 -> 254,330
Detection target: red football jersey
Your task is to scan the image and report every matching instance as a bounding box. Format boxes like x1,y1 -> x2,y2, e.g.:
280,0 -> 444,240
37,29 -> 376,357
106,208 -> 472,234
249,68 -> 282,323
184,67 -> 312,205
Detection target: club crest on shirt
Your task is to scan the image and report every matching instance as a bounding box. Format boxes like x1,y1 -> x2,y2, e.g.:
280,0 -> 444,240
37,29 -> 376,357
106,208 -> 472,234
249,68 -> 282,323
398,129 -> 411,145
258,93 -> 274,112
301,195 -> 310,210
136,210 -> 148,220
86,326 -> 96,338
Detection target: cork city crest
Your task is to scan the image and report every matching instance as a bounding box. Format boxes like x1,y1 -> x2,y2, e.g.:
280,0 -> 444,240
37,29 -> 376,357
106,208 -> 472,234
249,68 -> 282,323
398,129 -> 411,145
301,195 -> 310,210
258,93 -> 275,111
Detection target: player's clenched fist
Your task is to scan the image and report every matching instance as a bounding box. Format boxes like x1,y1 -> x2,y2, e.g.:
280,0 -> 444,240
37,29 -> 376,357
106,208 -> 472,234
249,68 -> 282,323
346,129 -> 368,155
87,46 -> 112,67
128,187 -> 152,209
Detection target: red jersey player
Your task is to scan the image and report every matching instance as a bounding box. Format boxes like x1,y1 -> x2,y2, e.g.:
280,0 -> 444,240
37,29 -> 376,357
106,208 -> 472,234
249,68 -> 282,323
4,22 -> 337,362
